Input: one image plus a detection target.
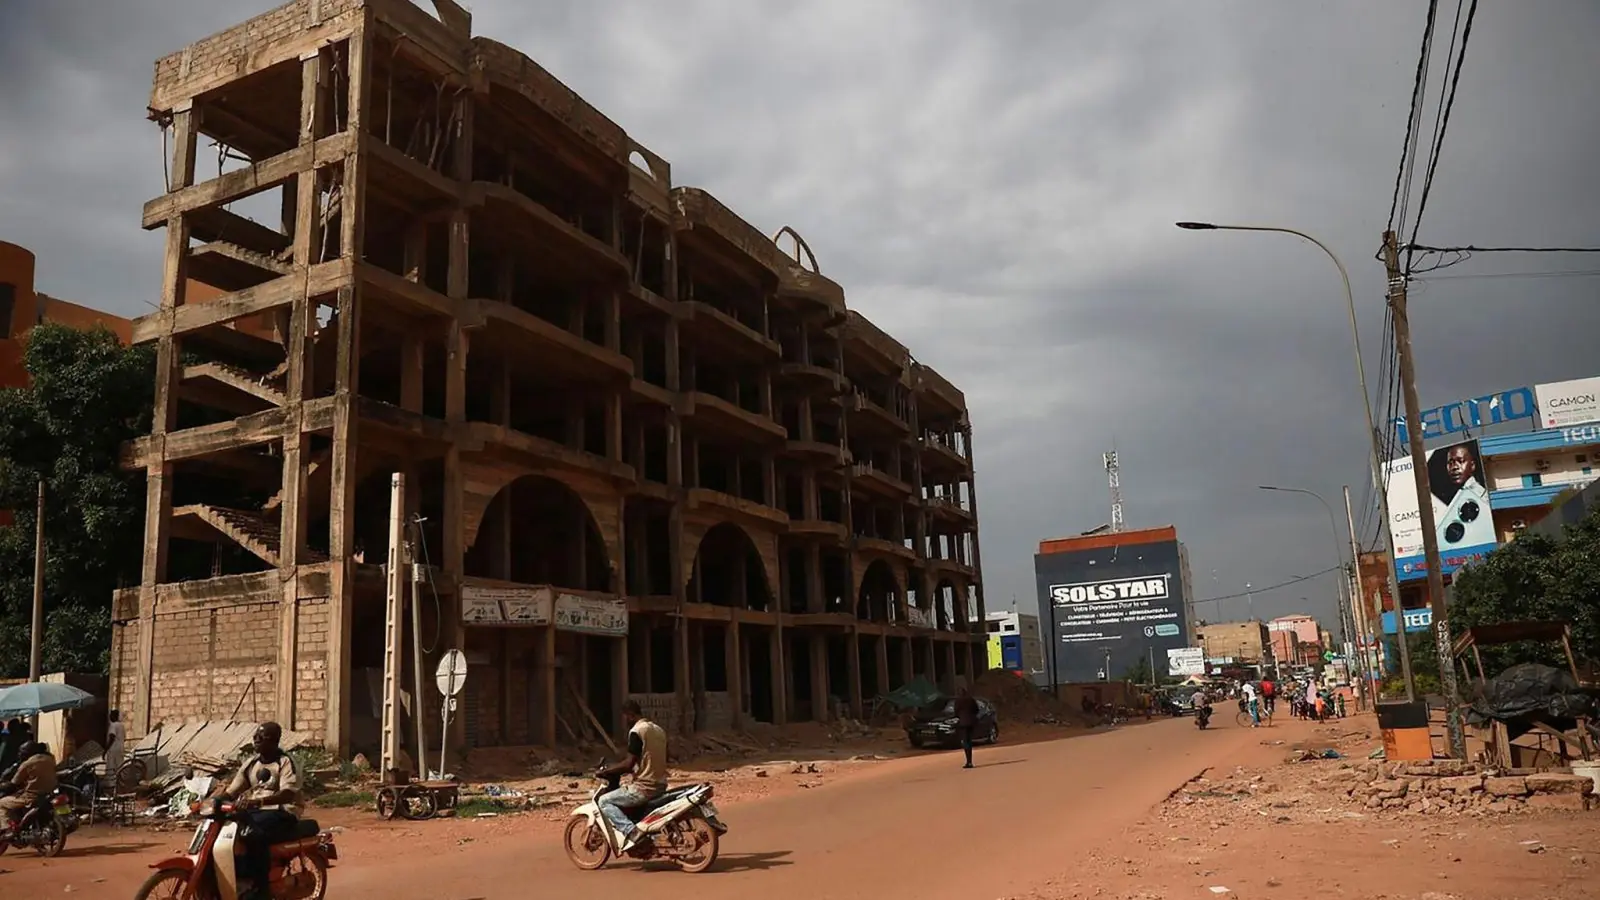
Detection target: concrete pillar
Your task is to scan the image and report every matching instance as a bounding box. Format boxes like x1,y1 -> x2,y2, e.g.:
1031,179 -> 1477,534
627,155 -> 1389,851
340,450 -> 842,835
725,619 -> 743,728
874,635 -> 890,699
846,631 -> 863,719
810,634 -> 830,723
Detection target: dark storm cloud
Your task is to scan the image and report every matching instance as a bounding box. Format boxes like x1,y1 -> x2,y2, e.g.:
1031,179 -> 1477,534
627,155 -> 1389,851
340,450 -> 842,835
3,1 -> 1598,633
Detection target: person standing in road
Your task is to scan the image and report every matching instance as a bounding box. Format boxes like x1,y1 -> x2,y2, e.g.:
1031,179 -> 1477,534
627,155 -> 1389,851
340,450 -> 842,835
1337,692 -> 1347,719
953,686 -> 980,769
1259,677 -> 1276,718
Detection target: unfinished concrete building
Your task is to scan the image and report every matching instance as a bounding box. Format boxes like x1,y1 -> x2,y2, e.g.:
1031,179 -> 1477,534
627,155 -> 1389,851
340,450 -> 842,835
109,0 -> 987,758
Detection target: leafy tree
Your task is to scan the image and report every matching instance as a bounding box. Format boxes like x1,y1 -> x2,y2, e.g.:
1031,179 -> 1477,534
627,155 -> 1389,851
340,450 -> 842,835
0,324 -> 153,677
1447,504 -> 1600,674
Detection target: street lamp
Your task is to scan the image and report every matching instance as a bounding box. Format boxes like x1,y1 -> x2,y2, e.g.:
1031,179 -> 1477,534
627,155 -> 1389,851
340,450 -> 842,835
1177,220 -> 1414,702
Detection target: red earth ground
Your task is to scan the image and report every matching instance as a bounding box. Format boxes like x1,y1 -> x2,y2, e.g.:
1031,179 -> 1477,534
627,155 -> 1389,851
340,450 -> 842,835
2,714 -> 1594,899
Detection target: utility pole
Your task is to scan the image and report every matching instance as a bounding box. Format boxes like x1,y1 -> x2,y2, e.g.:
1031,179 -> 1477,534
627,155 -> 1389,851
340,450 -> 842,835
1343,486 -> 1379,710
28,479 -> 45,715
380,474 -> 406,777
1382,230 -> 1466,759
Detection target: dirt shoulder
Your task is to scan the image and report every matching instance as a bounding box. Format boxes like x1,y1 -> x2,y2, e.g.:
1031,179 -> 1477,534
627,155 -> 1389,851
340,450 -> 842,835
1024,715 -> 1600,900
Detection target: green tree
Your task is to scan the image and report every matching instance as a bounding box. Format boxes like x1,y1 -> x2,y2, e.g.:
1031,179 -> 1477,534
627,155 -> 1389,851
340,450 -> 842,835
1444,504 -> 1600,674
0,324 -> 153,677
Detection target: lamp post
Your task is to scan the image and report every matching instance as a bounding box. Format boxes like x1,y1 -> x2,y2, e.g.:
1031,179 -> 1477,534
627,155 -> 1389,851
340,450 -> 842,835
1177,221 -> 1413,701
1259,485 -> 1371,705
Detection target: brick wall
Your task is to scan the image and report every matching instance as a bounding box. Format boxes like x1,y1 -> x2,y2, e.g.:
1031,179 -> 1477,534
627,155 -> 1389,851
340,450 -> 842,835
150,0 -> 362,109
148,603 -> 279,728
293,598 -> 331,740
108,620 -> 141,720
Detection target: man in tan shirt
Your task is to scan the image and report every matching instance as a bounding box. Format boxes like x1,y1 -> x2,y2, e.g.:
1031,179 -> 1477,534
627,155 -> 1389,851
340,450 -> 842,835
596,700 -> 669,855
0,741 -> 57,830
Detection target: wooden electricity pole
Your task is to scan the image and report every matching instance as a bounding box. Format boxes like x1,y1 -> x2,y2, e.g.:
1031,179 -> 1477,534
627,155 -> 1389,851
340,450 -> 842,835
1382,230 -> 1467,759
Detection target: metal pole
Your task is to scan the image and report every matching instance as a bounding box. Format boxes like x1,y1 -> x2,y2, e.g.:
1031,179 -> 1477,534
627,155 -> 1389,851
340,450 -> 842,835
1177,222 -> 1415,701
1343,485 -> 1380,710
1383,230 -> 1465,759
408,522 -> 430,777
380,474 -> 405,777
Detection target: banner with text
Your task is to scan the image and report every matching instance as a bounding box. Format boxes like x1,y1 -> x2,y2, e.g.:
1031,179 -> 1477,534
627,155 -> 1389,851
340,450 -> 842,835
1536,376 -> 1600,430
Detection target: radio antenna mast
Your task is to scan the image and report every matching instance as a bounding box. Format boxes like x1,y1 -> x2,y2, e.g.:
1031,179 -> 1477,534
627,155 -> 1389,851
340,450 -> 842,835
1104,449 -> 1124,533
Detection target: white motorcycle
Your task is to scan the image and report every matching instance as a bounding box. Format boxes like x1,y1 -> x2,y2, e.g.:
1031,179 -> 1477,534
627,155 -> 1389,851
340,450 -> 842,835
563,769 -> 726,873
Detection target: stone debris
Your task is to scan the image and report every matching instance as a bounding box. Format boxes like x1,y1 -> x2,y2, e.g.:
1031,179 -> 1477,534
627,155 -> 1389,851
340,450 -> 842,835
1162,741 -> 1596,827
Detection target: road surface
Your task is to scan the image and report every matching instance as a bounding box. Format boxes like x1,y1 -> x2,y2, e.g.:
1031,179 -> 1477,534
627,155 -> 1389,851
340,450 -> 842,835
2,717 -> 1277,899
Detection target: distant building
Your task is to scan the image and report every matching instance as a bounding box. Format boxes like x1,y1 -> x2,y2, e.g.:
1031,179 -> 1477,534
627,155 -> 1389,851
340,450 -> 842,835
1268,614 -> 1324,667
0,240 -> 132,388
1195,620 -> 1270,665
985,611 -> 1045,677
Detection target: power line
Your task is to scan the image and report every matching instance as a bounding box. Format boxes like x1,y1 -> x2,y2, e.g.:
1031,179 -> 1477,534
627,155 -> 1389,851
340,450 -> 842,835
1417,268 -> 1600,282
1409,244 -> 1600,254
1406,0 -> 1480,265
1192,566 -> 1343,606
1387,0 -> 1441,234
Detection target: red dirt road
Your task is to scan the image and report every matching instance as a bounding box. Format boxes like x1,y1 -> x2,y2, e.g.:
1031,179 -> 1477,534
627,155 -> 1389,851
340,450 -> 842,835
3,717 -> 1266,899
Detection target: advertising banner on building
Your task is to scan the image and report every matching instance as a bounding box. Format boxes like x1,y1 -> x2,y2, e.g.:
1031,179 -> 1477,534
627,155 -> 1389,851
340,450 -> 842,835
1035,536 -> 1194,683
1385,438 -> 1498,581
1167,647 -> 1205,676
1536,376 -> 1600,430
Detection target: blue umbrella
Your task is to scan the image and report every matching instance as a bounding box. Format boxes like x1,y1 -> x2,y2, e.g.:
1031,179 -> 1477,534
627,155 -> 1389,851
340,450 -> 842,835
0,682 -> 97,718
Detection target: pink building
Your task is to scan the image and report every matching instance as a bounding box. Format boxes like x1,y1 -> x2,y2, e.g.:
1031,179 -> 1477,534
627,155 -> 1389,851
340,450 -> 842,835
1267,615 -> 1322,666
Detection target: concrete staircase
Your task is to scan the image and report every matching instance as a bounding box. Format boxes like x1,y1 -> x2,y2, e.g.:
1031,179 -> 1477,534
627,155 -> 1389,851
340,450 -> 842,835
173,504 -> 329,567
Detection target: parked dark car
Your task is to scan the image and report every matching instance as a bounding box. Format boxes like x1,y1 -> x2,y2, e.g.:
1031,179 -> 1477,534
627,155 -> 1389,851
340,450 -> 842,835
905,697 -> 999,749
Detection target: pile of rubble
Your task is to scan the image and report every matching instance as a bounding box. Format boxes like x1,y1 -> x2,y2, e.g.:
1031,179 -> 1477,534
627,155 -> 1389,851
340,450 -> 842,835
1345,760 -> 1597,814
973,669 -> 1085,727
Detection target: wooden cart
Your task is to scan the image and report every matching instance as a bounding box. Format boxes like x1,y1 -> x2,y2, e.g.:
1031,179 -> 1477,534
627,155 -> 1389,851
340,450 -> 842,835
375,777 -> 460,821
1453,620 -> 1596,768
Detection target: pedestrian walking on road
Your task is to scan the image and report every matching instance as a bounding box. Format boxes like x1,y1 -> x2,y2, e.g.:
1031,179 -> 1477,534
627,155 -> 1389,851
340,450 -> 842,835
1337,693 -> 1347,719
1241,682 -> 1260,727
953,687 -> 980,769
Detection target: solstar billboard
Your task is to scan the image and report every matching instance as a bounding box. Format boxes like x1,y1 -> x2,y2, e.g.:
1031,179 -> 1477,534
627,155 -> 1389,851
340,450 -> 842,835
1035,533 -> 1193,684
1385,438 -> 1497,581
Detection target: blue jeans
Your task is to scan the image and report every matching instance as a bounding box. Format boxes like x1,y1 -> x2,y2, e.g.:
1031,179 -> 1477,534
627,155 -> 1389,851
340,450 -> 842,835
1248,698 -> 1261,725
598,785 -> 659,839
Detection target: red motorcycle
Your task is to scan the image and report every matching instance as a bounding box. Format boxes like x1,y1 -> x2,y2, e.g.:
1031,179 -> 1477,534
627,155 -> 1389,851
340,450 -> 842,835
0,787 -> 72,857
133,798 -> 336,900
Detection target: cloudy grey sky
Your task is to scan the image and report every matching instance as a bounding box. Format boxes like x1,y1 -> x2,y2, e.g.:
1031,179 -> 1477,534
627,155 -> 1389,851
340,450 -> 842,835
2,1 -> 1598,632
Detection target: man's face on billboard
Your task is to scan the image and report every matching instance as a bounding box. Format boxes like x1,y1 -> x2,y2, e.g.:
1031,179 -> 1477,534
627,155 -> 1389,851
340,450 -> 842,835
1445,446 -> 1476,486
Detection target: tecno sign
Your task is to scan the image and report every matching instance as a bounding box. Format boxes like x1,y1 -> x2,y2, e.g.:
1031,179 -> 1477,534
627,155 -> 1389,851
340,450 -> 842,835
1392,387 -> 1536,444
1050,575 -> 1170,604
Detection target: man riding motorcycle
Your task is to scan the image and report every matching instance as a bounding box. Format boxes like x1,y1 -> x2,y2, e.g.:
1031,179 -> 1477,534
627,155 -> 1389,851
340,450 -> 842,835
211,723 -> 301,900
0,741 -> 57,833
595,700 -> 669,858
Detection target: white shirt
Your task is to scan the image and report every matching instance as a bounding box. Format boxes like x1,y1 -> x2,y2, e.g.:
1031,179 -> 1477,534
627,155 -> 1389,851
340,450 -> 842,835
105,721 -> 126,771
1241,683 -> 1257,701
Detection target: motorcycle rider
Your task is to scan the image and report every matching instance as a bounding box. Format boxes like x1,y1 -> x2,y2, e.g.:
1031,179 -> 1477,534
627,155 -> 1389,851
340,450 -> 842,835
595,700 -> 669,858
0,741 -> 57,833
212,723 -> 301,900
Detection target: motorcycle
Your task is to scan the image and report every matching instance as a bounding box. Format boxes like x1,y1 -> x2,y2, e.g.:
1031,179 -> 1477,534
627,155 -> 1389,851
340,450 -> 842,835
563,768 -> 727,873
0,787 -> 72,856
1194,704 -> 1212,730
133,798 -> 337,900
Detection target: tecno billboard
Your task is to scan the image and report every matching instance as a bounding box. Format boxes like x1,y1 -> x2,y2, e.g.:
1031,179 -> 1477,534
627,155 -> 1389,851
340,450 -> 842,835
1385,438 -> 1498,581
1392,374 -> 1600,443
1034,534 -> 1193,684
1536,376 -> 1600,430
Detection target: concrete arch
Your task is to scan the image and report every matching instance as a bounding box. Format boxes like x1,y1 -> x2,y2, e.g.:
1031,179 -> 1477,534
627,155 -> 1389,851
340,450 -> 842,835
857,558 -> 900,624
463,474 -> 613,591
934,577 -> 961,631
460,462 -> 622,582
686,521 -> 776,611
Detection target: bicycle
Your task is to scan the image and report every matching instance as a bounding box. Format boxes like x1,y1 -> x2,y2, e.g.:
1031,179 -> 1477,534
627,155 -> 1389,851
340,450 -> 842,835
1234,700 -> 1274,728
